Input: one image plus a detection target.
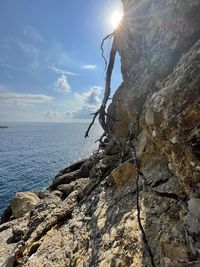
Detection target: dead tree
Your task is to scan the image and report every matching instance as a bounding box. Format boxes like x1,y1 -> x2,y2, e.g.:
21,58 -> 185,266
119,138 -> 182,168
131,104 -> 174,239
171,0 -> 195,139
85,33 -> 117,138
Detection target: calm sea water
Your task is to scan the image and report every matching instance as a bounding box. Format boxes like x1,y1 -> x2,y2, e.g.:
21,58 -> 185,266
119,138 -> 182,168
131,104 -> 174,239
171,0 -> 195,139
0,123 -> 102,214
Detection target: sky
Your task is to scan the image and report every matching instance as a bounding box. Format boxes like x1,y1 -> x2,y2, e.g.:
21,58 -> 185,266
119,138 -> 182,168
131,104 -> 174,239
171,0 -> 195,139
0,0 -> 123,122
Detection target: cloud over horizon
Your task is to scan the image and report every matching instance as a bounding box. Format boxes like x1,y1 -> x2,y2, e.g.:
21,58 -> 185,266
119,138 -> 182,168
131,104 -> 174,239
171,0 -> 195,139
72,86 -> 102,119
0,90 -> 53,106
74,86 -> 102,109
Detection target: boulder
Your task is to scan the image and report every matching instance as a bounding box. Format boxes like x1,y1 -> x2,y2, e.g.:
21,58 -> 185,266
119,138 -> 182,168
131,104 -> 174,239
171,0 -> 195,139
11,192 -> 40,218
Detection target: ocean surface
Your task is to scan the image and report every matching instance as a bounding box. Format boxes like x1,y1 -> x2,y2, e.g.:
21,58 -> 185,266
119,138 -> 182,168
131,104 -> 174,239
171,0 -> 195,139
0,122 -> 102,214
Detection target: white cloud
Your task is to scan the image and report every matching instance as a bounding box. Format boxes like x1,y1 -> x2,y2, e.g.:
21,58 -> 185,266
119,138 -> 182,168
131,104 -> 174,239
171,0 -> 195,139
71,86 -> 102,119
74,86 -> 102,108
0,91 -> 53,106
46,86 -> 102,120
49,65 -> 78,76
55,74 -> 71,93
81,64 -> 97,70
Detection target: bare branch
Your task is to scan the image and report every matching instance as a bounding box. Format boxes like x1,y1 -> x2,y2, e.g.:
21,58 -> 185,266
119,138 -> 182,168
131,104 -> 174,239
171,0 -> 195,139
100,32 -> 114,71
98,36 -> 117,134
85,110 -> 100,138
85,33 -> 117,139
102,35 -> 117,107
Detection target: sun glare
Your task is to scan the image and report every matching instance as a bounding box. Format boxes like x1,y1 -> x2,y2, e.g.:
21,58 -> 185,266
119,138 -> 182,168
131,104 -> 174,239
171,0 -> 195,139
110,10 -> 123,30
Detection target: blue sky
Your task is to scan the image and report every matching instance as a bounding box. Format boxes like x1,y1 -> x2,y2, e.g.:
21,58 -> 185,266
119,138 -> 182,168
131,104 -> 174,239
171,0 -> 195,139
0,0 -> 123,122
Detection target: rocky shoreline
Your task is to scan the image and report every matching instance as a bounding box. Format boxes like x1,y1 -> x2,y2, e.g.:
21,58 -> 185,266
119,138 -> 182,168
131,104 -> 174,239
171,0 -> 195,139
1,128 -> 200,266
0,148 -> 124,266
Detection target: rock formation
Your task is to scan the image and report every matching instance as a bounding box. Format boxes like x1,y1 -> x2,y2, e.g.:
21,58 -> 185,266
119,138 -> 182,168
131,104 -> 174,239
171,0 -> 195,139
0,0 -> 200,266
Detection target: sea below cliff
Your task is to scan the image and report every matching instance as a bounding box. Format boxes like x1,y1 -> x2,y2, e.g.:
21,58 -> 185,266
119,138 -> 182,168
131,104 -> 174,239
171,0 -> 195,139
0,122 -> 102,214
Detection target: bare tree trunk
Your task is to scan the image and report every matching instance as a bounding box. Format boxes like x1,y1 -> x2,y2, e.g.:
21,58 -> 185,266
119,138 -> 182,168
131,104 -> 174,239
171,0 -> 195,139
85,34 -> 117,138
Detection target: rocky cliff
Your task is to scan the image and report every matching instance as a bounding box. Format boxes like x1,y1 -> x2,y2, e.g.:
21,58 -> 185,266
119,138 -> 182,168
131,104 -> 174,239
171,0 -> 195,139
1,0 -> 200,266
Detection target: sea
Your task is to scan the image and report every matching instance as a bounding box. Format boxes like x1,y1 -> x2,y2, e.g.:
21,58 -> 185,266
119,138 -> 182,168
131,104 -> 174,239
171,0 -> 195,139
0,122 -> 102,215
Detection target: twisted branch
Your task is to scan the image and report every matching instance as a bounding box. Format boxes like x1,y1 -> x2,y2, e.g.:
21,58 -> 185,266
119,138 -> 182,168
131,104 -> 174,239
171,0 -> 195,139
100,32 -> 114,71
85,33 -> 117,138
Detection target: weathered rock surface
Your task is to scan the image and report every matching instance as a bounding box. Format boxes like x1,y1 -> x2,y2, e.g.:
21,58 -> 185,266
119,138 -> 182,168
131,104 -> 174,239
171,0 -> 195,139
1,0 -> 200,266
11,192 -> 40,219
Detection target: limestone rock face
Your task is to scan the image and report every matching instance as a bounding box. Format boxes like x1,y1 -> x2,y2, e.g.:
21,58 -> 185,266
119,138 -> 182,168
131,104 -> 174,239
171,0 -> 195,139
107,161 -> 136,186
108,0 -> 200,141
11,192 -> 40,219
144,40 -> 200,197
1,0 -> 200,266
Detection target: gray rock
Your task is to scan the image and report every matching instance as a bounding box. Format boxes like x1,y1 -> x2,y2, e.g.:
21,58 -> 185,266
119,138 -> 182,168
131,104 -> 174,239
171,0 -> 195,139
185,212 -> 200,235
188,198 -> 200,218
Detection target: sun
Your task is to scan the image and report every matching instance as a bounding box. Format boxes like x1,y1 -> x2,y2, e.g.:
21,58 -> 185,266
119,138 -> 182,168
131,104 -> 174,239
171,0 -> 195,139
110,10 -> 123,30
